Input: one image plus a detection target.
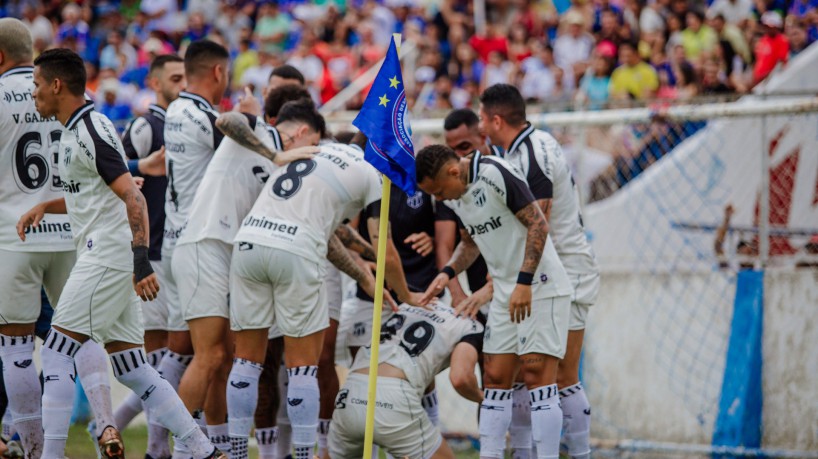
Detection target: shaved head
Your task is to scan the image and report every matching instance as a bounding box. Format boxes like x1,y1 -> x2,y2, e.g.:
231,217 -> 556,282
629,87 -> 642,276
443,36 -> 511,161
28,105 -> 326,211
0,18 -> 34,64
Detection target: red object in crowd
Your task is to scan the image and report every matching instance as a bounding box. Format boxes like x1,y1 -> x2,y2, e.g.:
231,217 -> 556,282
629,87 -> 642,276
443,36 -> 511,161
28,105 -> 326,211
468,34 -> 509,62
753,33 -> 789,84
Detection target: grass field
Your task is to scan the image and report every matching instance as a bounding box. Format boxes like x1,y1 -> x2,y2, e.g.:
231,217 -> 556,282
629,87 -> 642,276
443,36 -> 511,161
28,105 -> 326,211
64,424 -> 482,459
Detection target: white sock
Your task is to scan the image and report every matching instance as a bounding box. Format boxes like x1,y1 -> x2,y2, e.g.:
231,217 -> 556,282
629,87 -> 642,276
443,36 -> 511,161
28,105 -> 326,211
316,419 -> 330,457
0,334 -> 43,458
110,348 -> 215,458
255,427 -> 279,459
479,388 -> 513,459
286,366 -> 319,459
113,391 -> 143,430
421,389 -> 440,426
208,423 -> 230,454
157,351 -> 193,392
510,383 -> 532,459
560,383 -> 590,459
228,358 -> 263,459
530,385 -> 562,459
193,410 -> 207,436
2,409 -> 16,439
75,340 -> 116,438
40,329 -> 81,459
276,364 -> 292,459
145,347 -> 171,459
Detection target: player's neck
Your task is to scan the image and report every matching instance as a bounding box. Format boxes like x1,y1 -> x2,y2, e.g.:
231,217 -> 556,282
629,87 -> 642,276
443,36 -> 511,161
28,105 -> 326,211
0,61 -> 33,75
501,124 -> 529,151
461,157 -> 471,187
57,96 -> 90,126
183,83 -> 217,106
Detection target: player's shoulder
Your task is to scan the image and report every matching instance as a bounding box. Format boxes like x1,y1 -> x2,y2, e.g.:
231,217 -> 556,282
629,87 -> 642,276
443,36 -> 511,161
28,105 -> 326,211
477,153 -> 524,183
127,115 -> 152,136
87,110 -> 123,149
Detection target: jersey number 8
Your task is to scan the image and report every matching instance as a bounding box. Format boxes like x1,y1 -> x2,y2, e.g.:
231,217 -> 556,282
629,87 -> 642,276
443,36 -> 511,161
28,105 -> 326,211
272,159 -> 316,199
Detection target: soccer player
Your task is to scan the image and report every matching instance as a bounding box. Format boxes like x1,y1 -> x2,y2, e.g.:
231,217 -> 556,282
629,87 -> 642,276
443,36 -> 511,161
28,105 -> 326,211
417,145 -> 573,459
0,19 -> 116,459
478,84 -> 600,459
174,88 -> 320,455
113,53 -> 185,459
157,39 -> 229,449
18,48 -> 223,459
225,114 -> 421,459
329,303 -> 484,459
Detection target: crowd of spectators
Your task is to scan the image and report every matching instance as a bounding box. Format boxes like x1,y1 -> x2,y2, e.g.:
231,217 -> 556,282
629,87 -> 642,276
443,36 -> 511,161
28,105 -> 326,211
2,0 -> 815,130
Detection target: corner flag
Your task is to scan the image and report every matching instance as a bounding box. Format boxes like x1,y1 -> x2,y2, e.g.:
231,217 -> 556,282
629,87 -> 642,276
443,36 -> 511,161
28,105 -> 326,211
353,36 -> 416,195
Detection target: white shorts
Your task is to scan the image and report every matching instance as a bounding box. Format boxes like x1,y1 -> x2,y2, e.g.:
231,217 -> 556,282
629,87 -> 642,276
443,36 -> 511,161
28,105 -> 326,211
0,249 -> 75,325
173,240 -> 232,321
570,271 -> 599,308
340,291 -> 450,348
484,295 -> 570,358
329,373 -> 442,459
141,260 -> 169,331
161,250 -> 188,332
53,260 -> 143,345
569,302 -> 590,331
230,243 -> 328,337
324,261 -> 342,322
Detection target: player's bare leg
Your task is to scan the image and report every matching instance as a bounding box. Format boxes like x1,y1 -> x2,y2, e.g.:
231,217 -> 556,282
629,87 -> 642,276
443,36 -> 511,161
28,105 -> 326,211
41,327 -> 219,459
0,322 -> 43,458
227,329 -> 268,459
255,338 -> 284,459
283,330 -> 325,459
181,317 -> 232,453
557,329 -> 590,459
430,435 -> 457,459
316,319 -> 339,459
480,353 -> 518,459
520,353 -> 562,459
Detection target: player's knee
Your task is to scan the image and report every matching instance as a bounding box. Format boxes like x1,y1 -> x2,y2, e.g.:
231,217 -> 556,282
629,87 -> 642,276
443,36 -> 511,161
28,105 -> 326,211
556,366 -> 579,389
520,357 -> 557,388
482,366 -> 512,388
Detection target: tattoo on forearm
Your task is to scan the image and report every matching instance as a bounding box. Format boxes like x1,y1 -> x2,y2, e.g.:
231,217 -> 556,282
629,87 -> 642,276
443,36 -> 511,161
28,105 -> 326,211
215,112 -> 278,161
515,203 -> 548,274
335,224 -> 377,261
327,234 -> 369,284
124,187 -> 149,247
448,230 -> 481,274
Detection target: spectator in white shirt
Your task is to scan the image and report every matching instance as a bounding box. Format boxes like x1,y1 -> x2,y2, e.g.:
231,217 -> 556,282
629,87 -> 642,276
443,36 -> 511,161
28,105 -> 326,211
553,10 -> 595,90
707,0 -> 753,26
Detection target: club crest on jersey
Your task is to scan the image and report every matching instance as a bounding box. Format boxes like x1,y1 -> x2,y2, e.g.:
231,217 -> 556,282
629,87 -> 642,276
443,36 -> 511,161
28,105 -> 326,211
472,187 -> 487,207
63,147 -> 72,166
406,191 -> 424,209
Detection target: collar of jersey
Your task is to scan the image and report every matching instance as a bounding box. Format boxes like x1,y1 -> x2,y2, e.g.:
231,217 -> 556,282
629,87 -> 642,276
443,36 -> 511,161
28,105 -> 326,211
65,101 -> 95,130
266,125 -> 283,151
506,122 -> 535,156
468,150 -> 482,186
179,91 -> 214,110
0,65 -> 34,79
147,104 -> 166,120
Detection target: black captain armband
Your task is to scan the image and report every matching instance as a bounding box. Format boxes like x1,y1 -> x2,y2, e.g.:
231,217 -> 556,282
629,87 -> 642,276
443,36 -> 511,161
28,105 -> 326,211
440,266 -> 457,280
133,246 -> 154,282
517,271 -> 534,286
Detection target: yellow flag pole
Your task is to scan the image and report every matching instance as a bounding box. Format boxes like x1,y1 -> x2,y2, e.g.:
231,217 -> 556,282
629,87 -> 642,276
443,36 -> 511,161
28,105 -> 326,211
362,33 -> 402,459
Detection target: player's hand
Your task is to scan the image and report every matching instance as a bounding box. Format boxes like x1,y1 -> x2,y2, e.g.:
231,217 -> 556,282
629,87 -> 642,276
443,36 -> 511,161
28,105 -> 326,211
404,232 -> 433,257
138,146 -> 166,176
509,284 -> 532,323
16,203 -> 46,242
455,287 -> 492,319
132,176 -> 145,189
451,289 -> 468,311
272,146 -> 320,166
359,268 -> 399,312
236,86 -> 262,116
724,204 -> 734,219
133,272 -> 160,302
419,273 -> 448,306
402,291 -> 432,310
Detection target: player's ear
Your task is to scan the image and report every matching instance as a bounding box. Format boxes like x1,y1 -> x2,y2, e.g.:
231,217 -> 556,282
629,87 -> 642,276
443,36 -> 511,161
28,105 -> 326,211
446,160 -> 460,178
0,50 -> 5,67
52,77 -> 62,95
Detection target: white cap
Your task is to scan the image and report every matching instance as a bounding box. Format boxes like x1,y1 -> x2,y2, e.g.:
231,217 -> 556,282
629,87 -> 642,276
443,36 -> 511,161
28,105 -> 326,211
761,11 -> 783,28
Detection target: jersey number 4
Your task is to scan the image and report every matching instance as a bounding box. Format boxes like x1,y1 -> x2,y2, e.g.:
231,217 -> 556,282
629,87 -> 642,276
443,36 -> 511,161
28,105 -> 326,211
14,130 -> 62,193
271,159 -> 316,199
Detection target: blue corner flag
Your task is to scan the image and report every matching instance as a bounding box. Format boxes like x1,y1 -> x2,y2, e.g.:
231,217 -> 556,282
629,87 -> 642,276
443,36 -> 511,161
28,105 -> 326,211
352,37 -> 416,195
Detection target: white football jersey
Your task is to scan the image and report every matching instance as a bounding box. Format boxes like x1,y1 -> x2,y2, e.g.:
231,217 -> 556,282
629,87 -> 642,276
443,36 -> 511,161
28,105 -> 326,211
350,304 -> 483,392
162,91 -> 223,254
59,103 -> 133,271
235,142 -> 381,264
177,117 -> 280,246
501,124 -> 598,278
0,66 -> 73,251
443,152 -> 573,301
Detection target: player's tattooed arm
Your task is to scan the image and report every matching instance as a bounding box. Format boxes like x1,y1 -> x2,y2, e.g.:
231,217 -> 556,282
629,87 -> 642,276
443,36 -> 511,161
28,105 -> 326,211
367,217 -> 424,307
447,228 -> 482,274
334,224 -> 377,261
535,198 -> 553,221
110,174 -> 150,247
515,202 -> 549,274
327,234 -> 398,311
215,113 -> 318,165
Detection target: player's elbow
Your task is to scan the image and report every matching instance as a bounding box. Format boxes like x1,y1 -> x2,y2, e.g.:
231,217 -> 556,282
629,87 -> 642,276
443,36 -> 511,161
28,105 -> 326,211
449,367 -> 475,395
